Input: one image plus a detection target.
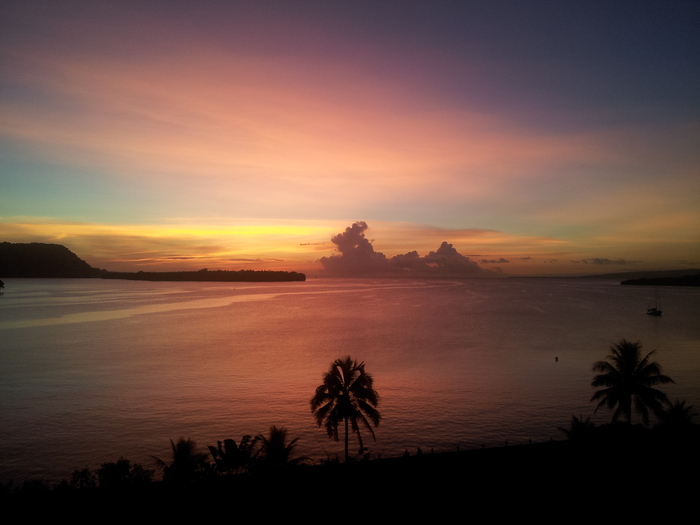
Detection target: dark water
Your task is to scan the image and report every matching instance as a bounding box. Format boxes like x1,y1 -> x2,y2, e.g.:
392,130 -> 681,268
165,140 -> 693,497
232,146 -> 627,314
1,277 -> 698,482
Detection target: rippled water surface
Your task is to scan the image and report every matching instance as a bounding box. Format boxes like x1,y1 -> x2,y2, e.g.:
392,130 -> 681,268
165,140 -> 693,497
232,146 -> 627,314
1,277 -> 699,482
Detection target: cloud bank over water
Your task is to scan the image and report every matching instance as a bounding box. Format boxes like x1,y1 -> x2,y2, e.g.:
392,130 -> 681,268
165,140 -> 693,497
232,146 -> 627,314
319,222 -> 497,277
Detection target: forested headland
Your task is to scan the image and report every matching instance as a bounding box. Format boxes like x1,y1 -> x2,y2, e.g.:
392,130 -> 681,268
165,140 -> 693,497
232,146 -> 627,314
0,242 -> 305,282
0,242 -> 102,278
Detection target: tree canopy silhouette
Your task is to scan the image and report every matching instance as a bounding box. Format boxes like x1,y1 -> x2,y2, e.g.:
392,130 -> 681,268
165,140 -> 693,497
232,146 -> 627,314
656,399 -> 697,429
152,437 -> 209,483
310,356 -> 380,462
559,414 -> 596,442
591,339 -> 674,425
257,426 -> 307,469
208,435 -> 259,475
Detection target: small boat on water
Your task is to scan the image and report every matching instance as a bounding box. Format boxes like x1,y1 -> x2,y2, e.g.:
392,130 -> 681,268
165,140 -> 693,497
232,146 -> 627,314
646,288 -> 662,316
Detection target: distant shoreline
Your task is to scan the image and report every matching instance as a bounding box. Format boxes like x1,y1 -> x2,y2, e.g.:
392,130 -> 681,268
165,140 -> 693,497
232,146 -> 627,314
101,269 -> 306,283
0,242 -> 305,282
621,274 -> 700,287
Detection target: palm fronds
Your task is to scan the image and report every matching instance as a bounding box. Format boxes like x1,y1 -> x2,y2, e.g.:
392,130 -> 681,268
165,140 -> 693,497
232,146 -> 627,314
310,356 -> 381,462
591,339 -> 674,425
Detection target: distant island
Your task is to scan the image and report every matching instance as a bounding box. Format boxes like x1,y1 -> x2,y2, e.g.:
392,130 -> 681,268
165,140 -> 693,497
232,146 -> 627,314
581,269 -> 700,281
0,242 -> 305,282
621,274 -> 700,287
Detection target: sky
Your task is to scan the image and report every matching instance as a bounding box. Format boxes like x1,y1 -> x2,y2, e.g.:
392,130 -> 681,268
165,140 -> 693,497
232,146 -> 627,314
1,0 -> 698,276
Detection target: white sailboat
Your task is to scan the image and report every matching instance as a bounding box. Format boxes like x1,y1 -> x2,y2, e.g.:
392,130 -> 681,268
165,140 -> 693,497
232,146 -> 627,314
646,288 -> 662,316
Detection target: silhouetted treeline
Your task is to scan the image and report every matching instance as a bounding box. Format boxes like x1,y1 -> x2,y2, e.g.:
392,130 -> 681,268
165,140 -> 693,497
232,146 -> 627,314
0,242 -> 305,282
583,268 -> 700,280
621,274 -> 700,287
102,269 -> 305,282
4,426 -> 698,515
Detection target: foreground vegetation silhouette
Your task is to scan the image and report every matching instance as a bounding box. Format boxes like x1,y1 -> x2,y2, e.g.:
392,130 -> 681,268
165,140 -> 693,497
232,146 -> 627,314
310,356 -> 381,462
152,438 -> 210,484
591,339 -> 674,425
154,429 -> 307,482
4,345 -> 698,512
657,399 -> 699,430
256,426 -> 308,470
208,435 -> 259,475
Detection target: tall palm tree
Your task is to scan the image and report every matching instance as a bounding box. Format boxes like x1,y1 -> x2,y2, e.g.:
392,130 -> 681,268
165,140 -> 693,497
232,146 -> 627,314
591,339 -> 674,425
310,356 -> 381,462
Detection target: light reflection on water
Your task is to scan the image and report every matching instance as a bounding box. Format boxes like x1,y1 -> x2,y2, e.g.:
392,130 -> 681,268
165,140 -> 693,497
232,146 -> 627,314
1,277 -> 699,482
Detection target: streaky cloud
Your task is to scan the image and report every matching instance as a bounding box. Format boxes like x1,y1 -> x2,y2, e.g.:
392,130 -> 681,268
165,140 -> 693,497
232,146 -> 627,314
480,258 -> 510,264
574,258 -> 641,265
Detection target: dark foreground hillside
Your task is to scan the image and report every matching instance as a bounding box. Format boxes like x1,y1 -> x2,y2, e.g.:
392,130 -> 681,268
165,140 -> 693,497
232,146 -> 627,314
5,425 -> 698,519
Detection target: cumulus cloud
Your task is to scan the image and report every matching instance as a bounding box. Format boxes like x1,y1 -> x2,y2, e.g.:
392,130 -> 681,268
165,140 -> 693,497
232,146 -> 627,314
318,221 -> 388,275
319,221 -> 497,277
422,241 -> 485,275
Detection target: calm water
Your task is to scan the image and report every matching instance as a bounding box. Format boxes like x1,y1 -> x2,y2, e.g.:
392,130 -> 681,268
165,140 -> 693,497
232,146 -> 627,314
1,277 -> 699,482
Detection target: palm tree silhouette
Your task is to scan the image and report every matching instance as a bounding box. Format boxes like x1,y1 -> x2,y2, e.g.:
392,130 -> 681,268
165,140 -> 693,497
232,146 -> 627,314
257,426 -> 307,469
591,339 -> 674,425
152,437 -> 209,483
559,414 -> 596,442
310,356 -> 380,462
208,435 -> 259,475
656,399 -> 698,429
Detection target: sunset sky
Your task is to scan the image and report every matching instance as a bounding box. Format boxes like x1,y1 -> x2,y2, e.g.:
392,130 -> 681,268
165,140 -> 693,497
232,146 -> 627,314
1,1 -> 698,276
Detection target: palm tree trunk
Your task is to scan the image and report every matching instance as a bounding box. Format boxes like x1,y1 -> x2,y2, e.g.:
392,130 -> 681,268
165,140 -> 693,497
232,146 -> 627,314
344,417 -> 349,463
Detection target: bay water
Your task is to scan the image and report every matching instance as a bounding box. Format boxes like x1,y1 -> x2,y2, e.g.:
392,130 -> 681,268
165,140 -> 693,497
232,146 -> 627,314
1,277 -> 698,483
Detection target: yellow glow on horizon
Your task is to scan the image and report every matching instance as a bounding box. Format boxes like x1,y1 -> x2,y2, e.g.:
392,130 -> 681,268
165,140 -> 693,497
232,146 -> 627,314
2,215 -> 697,276
0,218 -> 623,268
0,217 -> 346,271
